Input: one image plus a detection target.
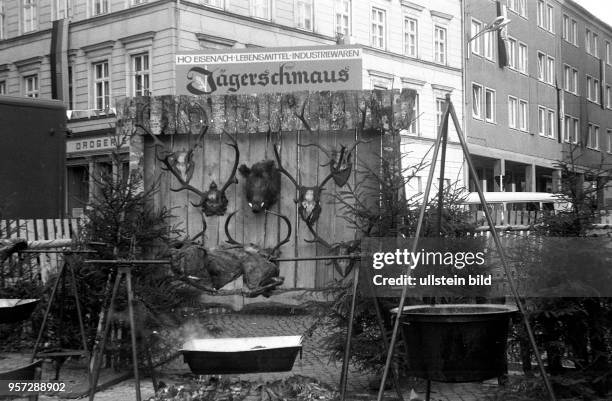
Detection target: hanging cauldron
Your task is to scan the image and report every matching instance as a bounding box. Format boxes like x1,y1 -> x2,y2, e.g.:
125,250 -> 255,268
393,304 -> 517,383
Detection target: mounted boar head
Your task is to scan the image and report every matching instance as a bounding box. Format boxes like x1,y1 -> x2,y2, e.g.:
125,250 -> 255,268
238,160 -> 281,213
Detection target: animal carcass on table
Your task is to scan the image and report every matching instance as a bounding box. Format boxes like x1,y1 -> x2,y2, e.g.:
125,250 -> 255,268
168,211 -> 291,298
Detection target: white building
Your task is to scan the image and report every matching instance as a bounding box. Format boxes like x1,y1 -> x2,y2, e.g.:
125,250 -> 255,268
0,0 -> 464,215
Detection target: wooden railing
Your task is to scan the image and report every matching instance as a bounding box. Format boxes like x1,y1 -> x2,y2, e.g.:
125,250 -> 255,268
0,218 -> 81,285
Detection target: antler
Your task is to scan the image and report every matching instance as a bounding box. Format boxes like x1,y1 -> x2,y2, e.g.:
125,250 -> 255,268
220,130 -> 239,193
273,144 -> 299,188
297,143 -> 332,159
224,210 -> 241,246
265,210 -> 292,258
344,139 -> 371,157
294,96 -> 313,133
304,221 -> 331,249
136,123 -> 207,202
224,209 -> 292,257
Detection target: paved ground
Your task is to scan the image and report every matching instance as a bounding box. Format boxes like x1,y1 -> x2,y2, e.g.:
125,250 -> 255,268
7,312 -> 507,401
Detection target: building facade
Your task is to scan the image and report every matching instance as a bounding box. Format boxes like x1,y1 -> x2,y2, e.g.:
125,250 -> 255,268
0,0 -> 464,217
465,0 -> 612,207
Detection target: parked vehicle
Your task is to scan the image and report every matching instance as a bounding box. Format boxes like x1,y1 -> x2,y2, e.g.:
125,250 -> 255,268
0,95 -> 67,219
462,191 -> 572,212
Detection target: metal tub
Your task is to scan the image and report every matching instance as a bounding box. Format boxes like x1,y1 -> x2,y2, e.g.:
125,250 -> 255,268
0,360 -> 43,380
180,336 -> 302,375
0,299 -> 39,324
394,304 -> 518,383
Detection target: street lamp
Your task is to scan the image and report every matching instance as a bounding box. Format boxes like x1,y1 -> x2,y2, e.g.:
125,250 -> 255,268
468,15 -> 511,44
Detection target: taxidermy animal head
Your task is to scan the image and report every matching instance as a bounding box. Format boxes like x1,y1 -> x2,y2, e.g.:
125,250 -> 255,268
238,160 -> 281,214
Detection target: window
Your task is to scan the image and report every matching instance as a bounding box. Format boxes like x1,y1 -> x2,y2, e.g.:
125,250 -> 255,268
538,106 -> 546,136
471,19 -> 482,55
537,52 -> 546,81
296,0 -> 313,30
519,99 -> 528,131
564,65 -> 571,91
251,0 -> 271,19
607,85 -> 611,109
563,15 -> 570,41
67,65 -> 74,109
517,0 -> 526,16
23,74 -> 38,98
0,80 -> 5,95
23,0 -> 37,32
56,0 -> 72,18
435,97 -> 446,132
518,42 -> 527,73
585,29 -> 599,56
202,0 -> 223,7
572,118 -> 579,144
587,123 -> 599,150
334,0 -> 350,37
508,0 -> 526,17
546,56 -> 555,84
546,109 -> 555,138
404,17 -> 418,57
587,76 -> 592,100
132,0 -> 147,4
564,64 -> 578,94
485,88 -> 495,123
484,31 -> 494,61
132,53 -> 150,97
564,115 -> 571,142
546,4 -> 554,33
408,93 -> 419,135
370,8 -> 385,49
607,41 -> 611,65
472,83 -> 483,119
537,0 -> 545,28
572,20 -> 577,45
92,0 -> 108,15
434,26 -> 446,64
585,29 -> 591,53
607,129 -> 612,153
564,116 -> 579,144
508,96 -> 518,128
507,38 -> 516,69
93,61 -> 110,110
587,77 -> 600,103
0,0 -> 4,40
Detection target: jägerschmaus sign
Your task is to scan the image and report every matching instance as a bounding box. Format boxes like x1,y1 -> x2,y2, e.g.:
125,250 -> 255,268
175,45 -> 362,95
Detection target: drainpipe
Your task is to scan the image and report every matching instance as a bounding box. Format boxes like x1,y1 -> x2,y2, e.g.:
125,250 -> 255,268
172,0 -> 180,96
460,0 -> 469,189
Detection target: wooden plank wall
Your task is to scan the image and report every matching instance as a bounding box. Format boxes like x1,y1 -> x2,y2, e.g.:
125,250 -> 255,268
120,90 -> 418,291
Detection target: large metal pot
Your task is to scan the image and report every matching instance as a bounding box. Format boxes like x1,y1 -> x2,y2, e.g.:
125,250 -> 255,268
393,304 -> 517,383
0,299 -> 39,324
180,336 -> 302,375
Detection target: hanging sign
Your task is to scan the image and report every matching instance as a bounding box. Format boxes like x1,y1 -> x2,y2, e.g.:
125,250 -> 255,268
175,45 -> 362,95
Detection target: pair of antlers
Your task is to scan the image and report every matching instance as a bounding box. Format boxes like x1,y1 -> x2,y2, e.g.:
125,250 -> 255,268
224,209 -> 292,259
137,124 -> 239,209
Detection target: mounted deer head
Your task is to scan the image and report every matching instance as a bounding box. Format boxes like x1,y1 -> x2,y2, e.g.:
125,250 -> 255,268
299,139 -> 370,187
136,125 -> 239,218
238,159 -> 281,214
304,222 -> 360,277
273,144 -> 335,225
